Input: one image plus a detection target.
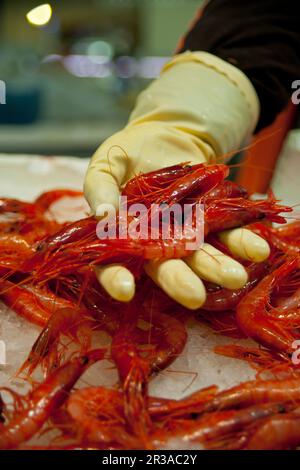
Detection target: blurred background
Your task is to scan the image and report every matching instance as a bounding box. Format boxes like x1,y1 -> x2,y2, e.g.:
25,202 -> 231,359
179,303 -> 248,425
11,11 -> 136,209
0,0 -> 202,157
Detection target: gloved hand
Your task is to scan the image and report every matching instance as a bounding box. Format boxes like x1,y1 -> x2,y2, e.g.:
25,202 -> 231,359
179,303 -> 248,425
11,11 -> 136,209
84,51 -> 269,309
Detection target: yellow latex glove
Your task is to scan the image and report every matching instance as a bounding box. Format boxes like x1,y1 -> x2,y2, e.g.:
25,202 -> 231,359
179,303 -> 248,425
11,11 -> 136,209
84,51 -> 269,309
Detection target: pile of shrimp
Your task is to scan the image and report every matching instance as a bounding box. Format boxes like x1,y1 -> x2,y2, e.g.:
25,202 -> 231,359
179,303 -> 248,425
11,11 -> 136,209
1,162 -> 300,449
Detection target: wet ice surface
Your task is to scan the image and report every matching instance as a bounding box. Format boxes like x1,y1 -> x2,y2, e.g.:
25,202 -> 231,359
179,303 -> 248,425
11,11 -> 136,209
0,302 -> 255,449
0,154 -> 257,448
0,303 -> 39,395
0,305 -> 255,399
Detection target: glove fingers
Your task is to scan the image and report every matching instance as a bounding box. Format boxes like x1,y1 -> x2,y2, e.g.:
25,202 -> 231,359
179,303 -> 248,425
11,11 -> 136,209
95,235 -> 261,304
95,264 -> 135,302
218,228 -> 270,262
144,259 -> 206,310
185,243 -> 248,290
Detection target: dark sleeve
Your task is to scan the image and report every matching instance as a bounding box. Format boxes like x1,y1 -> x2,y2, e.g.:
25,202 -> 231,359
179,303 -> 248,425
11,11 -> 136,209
178,0 -> 300,132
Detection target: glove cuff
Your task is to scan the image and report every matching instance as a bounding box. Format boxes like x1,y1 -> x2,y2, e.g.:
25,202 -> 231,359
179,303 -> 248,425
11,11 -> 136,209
162,51 -> 260,133
129,51 -> 260,157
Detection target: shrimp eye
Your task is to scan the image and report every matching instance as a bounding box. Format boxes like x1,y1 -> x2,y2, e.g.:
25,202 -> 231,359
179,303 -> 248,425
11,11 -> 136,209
80,356 -> 89,365
277,404 -> 287,414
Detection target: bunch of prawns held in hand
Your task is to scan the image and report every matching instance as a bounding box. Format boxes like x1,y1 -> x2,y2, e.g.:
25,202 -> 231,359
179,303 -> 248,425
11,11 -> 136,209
0,162 -> 299,449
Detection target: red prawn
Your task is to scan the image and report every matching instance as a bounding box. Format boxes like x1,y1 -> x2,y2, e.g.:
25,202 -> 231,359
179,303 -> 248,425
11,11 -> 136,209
202,260 -> 271,311
0,234 -> 35,272
0,280 -> 77,327
123,163 -> 228,207
66,386 -> 143,448
0,349 -> 105,449
153,402 -> 290,449
245,413 -> 300,450
186,180 -> 249,205
0,197 -> 61,243
111,304 -> 152,439
20,305 -> 94,375
35,189 -> 83,213
236,256 -> 300,353
201,375 -> 300,412
205,191 -> 291,234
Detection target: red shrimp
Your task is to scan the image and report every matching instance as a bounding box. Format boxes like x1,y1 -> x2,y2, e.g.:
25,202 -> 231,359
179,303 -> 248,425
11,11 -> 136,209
236,256 -> 300,352
64,272 -> 124,335
0,197 -> 39,218
201,375 -> 300,413
245,413 -> 300,450
156,163 -> 228,203
276,220 -> 300,239
63,275 -> 186,360
0,349 -> 105,449
0,197 -> 61,242
138,311 -> 187,373
22,216 -> 98,272
64,385 -> 217,448
23,226 -> 277,283
122,163 -> 195,203
148,386 -> 218,419
28,164 -> 227,253
214,344 -> 288,373
0,234 -> 35,271
0,280 -> 75,327
154,403 -> 289,448
65,387 -> 283,449
202,261 -> 271,311
66,385 -> 215,426
34,216 -> 97,252
23,237 -> 199,282
110,304 -> 187,439
35,189 -> 83,213
187,180 -> 249,205
197,310 -> 244,338
0,234 -> 34,256
66,387 -> 142,448
21,221 -> 62,244
205,192 -> 291,234
20,305 -> 93,375
64,386 -> 289,449
111,308 -> 152,438
25,163 -> 226,255
123,163 -> 228,206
